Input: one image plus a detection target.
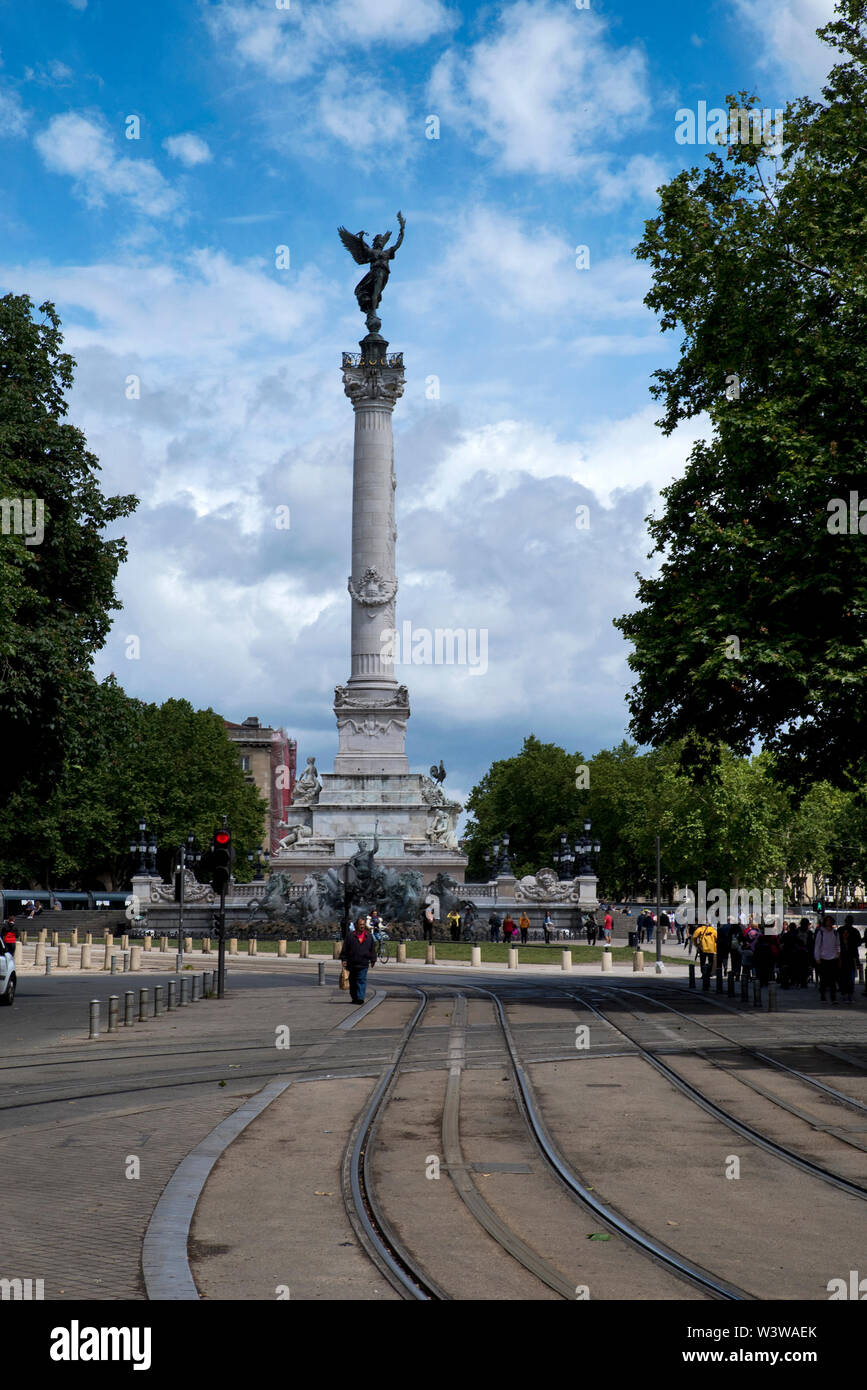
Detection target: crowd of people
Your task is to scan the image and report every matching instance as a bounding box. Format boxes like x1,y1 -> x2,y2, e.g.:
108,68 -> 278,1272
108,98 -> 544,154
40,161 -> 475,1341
684,915 -> 864,1003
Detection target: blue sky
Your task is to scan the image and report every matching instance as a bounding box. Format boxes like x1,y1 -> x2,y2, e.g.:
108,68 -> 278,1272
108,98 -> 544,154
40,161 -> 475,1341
0,0 -> 837,813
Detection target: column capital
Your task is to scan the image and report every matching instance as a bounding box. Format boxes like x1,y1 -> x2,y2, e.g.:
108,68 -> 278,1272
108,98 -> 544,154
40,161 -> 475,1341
342,360 -> 405,408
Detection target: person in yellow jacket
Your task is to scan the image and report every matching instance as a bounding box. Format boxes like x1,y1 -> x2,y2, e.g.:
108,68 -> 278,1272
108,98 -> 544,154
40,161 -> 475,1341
692,921 -> 717,984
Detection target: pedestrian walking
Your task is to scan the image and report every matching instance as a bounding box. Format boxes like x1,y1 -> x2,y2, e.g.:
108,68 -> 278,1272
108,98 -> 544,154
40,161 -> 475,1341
813,915 -> 840,1003
838,916 -> 861,1004
692,921 -> 717,986
339,917 -> 376,1004
542,911 -> 553,944
488,912 -> 501,943
502,913 -> 517,944
447,907 -> 462,942
519,911 -> 530,945
586,917 -> 598,947
603,908 -> 613,945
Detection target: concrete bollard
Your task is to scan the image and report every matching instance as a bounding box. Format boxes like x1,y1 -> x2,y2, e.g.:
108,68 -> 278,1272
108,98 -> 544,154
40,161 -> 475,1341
180,976 -> 190,1006
50,930 -> 59,948
130,946 -> 142,971
508,947 -> 518,970
85,932 -> 92,945
81,944 -> 91,970
601,950 -> 613,972
138,989 -> 149,1022
471,945 -> 481,967
154,985 -> 164,1016
167,980 -> 177,1011
332,941 -> 342,959
38,928 -> 47,943
277,939 -> 287,958
425,944 -> 436,965
160,936 -> 168,953
561,949 -> 572,972
20,930 -> 27,944
249,937 -> 258,956
767,981 -> 778,1012
45,956 -> 53,975
398,941 -> 408,963
121,934 -> 129,950
58,942 -> 69,968
318,960 -> 326,986
184,936 -> 192,955
89,1000 -> 99,1039
14,942 -> 23,971
633,950 -> 644,973
299,939 -> 309,958
123,991 -> 135,1026
35,941 -> 46,966
230,938 -> 238,955
144,934 -> 153,952
108,996 -> 119,1033
71,928 -> 79,947
202,937 -> 211,955
104,932 -> 114,954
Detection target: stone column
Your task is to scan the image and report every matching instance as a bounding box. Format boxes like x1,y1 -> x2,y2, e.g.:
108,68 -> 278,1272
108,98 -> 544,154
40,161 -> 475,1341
335,335 -> 409,775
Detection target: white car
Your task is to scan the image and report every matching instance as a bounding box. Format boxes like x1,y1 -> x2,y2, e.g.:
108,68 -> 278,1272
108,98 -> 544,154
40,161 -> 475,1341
0,942 -> 16,1005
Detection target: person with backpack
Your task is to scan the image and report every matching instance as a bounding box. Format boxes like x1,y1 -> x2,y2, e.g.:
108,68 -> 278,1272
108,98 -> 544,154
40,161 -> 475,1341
813,915 -> 841,1002
692,921 -> 717,985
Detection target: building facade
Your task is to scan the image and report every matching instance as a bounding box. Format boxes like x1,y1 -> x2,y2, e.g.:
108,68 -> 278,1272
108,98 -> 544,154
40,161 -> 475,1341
224,716 -> 296,857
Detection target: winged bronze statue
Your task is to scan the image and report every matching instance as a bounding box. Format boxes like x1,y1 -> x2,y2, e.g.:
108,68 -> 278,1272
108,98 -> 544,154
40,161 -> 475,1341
338,212 -> 406,330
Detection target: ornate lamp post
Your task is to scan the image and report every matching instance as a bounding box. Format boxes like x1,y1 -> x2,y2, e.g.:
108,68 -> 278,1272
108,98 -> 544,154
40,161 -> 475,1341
129,817 -> 148,876
499,832 -> 513,876
574,817 -> 600,877
554,833 -> 574,881
247,849 -> 270,881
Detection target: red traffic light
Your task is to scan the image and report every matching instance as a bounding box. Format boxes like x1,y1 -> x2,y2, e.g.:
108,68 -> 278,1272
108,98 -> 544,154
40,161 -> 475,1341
215,831 -> 230,845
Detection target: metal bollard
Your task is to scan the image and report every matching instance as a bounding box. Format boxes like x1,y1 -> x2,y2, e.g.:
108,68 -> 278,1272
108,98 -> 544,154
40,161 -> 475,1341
89,1000 -> 100,1039
688,963 -> 696,989
124,990 -> 135,1025
154,985 -> 164,1016
741,973 -> 750,1003
202,971 -> 212,995
767,981 -> 778,1012
191,975 -> 201,1001
110,955 -> 120,975
753,979 -> 762,1008
167,980 -> 177,1011
138,989 -> 148,1022
108,995 -> 119,1033
716,964 -> 724,993
180,976 -> 190,1006
702,956 -> 712,991
45,956 -> 53,975
318,960 -> 326,986
123,951 -> 130,971
727,972 -> 736,997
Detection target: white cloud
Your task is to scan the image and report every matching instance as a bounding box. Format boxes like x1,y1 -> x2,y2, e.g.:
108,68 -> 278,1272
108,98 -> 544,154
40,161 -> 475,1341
428,0 -> 650,179
731,0 -> 836,88
163,132 -> 212,166
0,84 -> 28,138
592,154 -> 669,211
35,112 -> 179,216
316,68 -> 411,156
206,0 -> 453,83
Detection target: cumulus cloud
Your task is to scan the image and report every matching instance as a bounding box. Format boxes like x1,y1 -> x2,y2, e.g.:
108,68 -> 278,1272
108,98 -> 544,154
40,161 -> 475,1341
428,0 -> 650,180
0,84 -> 28,138
34,111 -> 179,216
163,132 -> 212,166
731,0 -> 837,89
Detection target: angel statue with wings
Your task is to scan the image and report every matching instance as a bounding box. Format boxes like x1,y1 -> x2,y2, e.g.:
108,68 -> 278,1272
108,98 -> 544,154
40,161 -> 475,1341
338,212 -> 406,331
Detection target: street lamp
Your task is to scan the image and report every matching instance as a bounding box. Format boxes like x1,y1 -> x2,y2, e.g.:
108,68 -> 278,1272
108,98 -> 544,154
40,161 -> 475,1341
574,818 -> 600,877
554,833 -> 573,881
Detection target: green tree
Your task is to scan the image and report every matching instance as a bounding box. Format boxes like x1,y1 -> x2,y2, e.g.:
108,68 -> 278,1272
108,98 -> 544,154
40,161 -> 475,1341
0,295 -> 137,802
615,2 -> 867,790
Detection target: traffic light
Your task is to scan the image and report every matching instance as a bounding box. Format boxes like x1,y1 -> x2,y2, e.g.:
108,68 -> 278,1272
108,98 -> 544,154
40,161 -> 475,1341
211,827 -> 235,894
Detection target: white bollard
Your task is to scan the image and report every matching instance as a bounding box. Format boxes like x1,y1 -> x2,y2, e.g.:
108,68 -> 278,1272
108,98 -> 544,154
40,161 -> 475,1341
277,939 -> 287,957
159,936 -> 168,953
184,936 -> 192,955
81,944 -> 91,969
633,950 -> 644,973
230,938 -> 238,955
561,949 -> 572,972
130,945 -> 142,971
397,941 -> 407,963
470,945 -> 481,967
202,936 -> 211,955
14,942 -> 23,971
144,934 -> 153,952
58,942 -> 69,968
601,950 -> 613,972
508,947 -> 518,970
35,941 -> 46,966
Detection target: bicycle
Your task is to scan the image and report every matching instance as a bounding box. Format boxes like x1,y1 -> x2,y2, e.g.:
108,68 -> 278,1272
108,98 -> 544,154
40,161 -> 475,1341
373,927 -> 390,964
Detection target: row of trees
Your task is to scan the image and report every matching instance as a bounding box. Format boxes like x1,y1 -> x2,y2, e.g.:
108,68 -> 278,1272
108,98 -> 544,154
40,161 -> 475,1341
463,735 -> 866,902
0,677 -> 267,889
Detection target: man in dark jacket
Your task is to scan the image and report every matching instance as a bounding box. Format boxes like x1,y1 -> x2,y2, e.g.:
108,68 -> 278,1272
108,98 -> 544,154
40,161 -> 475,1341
340,916 -> 376,1004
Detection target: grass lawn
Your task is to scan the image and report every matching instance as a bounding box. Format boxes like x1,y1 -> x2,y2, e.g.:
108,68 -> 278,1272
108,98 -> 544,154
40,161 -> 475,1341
228,939 -> 642,966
